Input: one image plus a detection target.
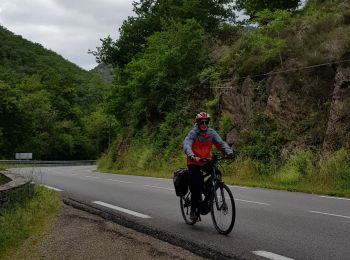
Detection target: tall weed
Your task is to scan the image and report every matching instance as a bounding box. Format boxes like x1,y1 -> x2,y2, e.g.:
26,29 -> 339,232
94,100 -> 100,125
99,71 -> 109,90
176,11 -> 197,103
274,150 -> 315,184
0,186 -> 61,258
318,149 -> 350,192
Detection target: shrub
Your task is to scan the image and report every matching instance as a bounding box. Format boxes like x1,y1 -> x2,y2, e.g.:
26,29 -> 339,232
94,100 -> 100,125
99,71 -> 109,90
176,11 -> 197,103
319,149 -> 350,191
240,113 -> 286,162
274,150 -> 315,184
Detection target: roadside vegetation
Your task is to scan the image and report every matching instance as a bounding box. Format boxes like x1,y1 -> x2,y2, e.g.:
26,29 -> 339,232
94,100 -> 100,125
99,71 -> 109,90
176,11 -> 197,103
0,186 -> 61,259
97,0 -> 350,198
1,0 -> 349,197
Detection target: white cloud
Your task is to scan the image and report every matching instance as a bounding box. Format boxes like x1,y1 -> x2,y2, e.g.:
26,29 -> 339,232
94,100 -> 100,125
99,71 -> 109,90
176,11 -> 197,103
0,0 -> 134,70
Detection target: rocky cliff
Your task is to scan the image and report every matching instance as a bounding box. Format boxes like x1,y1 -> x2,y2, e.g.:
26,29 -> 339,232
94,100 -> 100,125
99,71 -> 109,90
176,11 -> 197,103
221,55 -> 350,159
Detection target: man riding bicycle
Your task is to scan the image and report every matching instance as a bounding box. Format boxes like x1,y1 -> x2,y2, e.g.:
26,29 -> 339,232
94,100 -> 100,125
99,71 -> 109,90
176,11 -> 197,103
183,112 -> 234,220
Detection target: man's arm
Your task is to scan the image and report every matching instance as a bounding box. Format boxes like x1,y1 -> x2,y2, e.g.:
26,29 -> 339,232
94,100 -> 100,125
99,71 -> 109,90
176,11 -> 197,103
211,129 -> 233,156
183,130 -> 195,158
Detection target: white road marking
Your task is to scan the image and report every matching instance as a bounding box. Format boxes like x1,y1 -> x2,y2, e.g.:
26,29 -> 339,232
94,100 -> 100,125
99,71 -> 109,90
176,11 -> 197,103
43,185 -> 63,192
318,195 -> 350,201
144,185 -> 174,191
93,201 -> 151,219
253,250 -> 295,260
106,178 -> 133,184
228,185 -> 250,189
85,176 -> 100,179
236,199 -> 270,206
309,210 -> 350,219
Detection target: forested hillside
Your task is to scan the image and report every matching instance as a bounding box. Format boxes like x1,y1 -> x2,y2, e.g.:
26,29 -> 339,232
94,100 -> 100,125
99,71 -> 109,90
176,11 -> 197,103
1,0 -> 349,195
93,0 -> 350,196
0,26 -> 113,159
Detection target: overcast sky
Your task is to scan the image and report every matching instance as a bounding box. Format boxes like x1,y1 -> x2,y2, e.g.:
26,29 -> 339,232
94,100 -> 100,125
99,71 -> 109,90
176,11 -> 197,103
0,0 -> 134,70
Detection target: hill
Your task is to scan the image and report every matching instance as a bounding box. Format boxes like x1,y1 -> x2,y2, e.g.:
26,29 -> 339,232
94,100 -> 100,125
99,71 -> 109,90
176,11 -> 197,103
94,0 -> 350,196
0,25 -> 112,160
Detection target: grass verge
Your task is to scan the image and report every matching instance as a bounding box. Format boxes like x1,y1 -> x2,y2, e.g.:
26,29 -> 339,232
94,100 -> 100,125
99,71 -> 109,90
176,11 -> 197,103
0,185 -> 62,259
98,149 -> 350,198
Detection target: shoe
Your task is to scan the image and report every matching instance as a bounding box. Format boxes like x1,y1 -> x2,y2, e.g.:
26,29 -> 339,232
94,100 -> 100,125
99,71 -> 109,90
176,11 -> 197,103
190,210 -> 197,221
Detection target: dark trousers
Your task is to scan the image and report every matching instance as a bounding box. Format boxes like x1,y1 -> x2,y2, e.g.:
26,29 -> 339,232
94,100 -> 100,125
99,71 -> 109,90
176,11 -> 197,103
188,164 -> 217,212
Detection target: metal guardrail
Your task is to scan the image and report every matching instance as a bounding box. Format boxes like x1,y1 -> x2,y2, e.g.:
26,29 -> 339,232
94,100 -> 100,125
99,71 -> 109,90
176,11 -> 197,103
0,160 -> 96,166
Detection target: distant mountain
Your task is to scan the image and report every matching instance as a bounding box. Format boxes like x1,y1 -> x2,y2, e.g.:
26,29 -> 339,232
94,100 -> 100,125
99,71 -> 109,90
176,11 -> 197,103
90,63 -> 114,83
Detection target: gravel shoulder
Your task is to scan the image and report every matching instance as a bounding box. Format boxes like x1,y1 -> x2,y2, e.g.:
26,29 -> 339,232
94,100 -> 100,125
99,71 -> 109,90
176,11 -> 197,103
15,203 -> 207,260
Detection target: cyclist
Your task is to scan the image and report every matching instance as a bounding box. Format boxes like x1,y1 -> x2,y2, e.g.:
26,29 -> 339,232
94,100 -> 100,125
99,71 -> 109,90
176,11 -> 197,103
183,112 -> 234,220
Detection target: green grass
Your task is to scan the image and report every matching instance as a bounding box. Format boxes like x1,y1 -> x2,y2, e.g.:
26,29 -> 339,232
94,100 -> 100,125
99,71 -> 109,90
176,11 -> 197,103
0,185 -> 62,259
98,148 -> 350,198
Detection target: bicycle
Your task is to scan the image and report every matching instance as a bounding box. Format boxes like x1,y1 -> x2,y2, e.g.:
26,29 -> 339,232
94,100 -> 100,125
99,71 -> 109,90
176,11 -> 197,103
180,155 -> 236,235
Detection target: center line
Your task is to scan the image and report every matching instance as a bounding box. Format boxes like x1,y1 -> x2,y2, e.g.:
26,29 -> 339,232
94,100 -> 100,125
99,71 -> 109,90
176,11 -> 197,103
93,201 -> 151,219
253,251 -> 295,260
309,210 -> 350,219
236,199 -> 270,205
144,185 -> 174,191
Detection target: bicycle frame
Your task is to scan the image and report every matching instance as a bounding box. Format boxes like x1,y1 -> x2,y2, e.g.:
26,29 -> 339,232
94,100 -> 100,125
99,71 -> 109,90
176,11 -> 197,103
205,160 -> 228,212
180,155 -> 236,234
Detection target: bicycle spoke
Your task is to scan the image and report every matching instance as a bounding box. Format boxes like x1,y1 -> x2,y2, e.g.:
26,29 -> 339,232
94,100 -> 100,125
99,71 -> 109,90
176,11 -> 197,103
211,184 -> 235,234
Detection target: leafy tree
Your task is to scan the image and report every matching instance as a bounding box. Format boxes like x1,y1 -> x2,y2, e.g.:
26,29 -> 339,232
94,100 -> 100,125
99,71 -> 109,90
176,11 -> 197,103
91,0 -> 235,68
108,19 -> 206,128
235,0 -> 300,20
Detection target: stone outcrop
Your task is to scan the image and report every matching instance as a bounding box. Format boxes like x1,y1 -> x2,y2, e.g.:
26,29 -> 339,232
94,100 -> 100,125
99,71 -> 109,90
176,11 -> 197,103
220,77 -> 264,147
322,65 -> 350,156
219,61 -> 350,158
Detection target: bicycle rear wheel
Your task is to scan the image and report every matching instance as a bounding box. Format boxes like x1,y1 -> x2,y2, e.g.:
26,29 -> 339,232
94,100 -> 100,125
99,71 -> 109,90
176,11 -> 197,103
180,193 -> 197,225
211,184 -> 235,234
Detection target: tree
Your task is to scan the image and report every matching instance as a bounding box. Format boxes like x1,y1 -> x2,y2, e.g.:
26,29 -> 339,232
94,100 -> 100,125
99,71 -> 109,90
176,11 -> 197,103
91,0 -> 235,68
235,0 -> 300,20
108,19 -> 206,128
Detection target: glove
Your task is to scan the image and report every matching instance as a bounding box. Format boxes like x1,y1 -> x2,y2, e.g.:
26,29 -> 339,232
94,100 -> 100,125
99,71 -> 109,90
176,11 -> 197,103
226,153 -> 235,160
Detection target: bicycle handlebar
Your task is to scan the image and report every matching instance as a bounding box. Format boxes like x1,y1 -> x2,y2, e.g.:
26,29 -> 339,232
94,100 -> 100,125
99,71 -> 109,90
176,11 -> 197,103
199,154 -> 235,163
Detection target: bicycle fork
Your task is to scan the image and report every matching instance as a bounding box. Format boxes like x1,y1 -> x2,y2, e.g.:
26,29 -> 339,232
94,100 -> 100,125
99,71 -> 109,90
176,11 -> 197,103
213,184 -> 228,211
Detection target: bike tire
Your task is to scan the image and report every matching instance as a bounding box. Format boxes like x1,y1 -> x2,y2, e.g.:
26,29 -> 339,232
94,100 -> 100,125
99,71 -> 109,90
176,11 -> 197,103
180,193 -> 197,225
210,184 -> 235,234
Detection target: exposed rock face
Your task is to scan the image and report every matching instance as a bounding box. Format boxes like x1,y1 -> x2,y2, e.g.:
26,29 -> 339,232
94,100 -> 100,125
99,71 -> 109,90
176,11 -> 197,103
323,66 -> 350,156
220,77 -> 264,147
220,64 -> 340,158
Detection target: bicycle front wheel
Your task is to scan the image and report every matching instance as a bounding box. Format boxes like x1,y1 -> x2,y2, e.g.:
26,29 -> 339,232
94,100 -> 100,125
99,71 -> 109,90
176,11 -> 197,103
211,184 -> 235,234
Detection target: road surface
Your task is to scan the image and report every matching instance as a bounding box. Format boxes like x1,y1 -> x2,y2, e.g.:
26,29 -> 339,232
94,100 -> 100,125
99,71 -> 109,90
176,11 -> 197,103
9,165 -> 350,260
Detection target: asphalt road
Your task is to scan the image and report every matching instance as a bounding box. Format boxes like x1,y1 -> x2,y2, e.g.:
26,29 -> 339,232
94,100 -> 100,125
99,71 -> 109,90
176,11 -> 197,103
10,166 -> 350,260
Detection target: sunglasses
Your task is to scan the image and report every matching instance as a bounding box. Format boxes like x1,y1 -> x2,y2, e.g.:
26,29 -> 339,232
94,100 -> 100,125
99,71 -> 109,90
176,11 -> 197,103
199,120 -> 209,125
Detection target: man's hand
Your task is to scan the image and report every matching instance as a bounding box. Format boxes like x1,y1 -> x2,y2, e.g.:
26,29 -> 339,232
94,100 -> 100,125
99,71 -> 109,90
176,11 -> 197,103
226,153 -> 235,160
189,155 -> 201,162
193,156 -> 201,162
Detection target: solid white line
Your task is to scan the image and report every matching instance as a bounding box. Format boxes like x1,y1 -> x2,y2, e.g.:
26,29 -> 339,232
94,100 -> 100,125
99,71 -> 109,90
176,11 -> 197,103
43,185 -> 63,192
318,195 -> 350,201
144,185 -> 174,191
228,185 -> 250,189
236,198 -> 270,205
85,176 -> 100,179
309,210 -> 350,219
106,179 -> 133,184
253,250 -> 295,260
93,201 -> 151,219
